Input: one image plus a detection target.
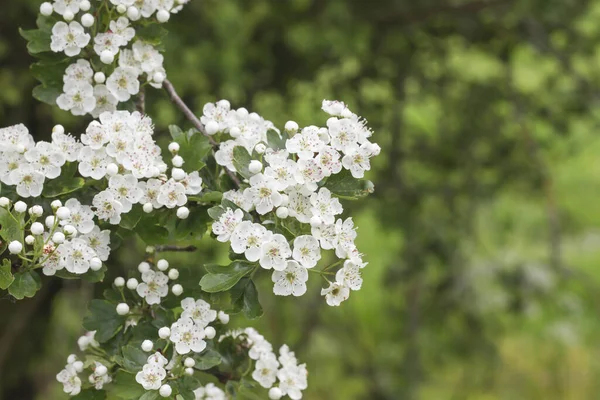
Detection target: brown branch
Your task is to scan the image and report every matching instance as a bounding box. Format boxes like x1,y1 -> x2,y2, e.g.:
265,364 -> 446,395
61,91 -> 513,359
136,86 -> 145,114
154,245 -> 198,252
163,79 -> 241,187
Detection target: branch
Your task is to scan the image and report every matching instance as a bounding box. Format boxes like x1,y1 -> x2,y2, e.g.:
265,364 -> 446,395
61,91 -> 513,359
135,86 -> 145,114
154,245 -> 198,252
163,79 -> 242,187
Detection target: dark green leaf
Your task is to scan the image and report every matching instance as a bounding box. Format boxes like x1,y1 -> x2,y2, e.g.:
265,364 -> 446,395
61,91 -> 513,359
207,205 -> 225,220
192,348 -> 222,370
324,169 -> 375,199
119,205 -> 143,230
199,261 -> 255,293
0,207 -> 22,243
232,146 -> 252,179
136,216 -> 170,245
189,191 -> 223,204
83,300 -> 126,343
0,259 -> 14,290
42,176 -> 85,197
121,345 -> 148,373
72,389 -> 107,400
139,392 -> 160,400
176,131 -> 212,172
19,28 -> 51,54
242,280 -> 263,319
107,371 -> 146,399
8,271 -> 41,300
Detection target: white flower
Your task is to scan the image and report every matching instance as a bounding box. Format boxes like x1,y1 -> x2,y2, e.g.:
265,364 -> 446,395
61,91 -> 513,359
326,117 -> 361,153
56,364 -> 81,396
0,123 -> 35,153
91,85 -> 119,117
92,189 -> 123,224
89,362 -> 112,389
57,82 -> 96,116
335,260 -> 364,290
94,32 -> 125,56
157,178 -> 187,208
292,235 -> 321,269
132,41 -> 164,73
180,171 -> 203,195
61,198 -> 95,234
341,142 -> 380,178
321,99 -> 350,116
147,351 -> 168,367
193,383 -> 227,400
286,190 -> 312,224
0,152 -> 25,185
294,158 -> 325,187
51,131 -> 82,162
58,238 -> 95,274
108,174 -> 143,212
264,151 -> 297,191
110,17 -> 135,44
64,59 -> 94,84
136,270 -> 169,305
315,146 -> 342,176
334,218 -> 357,258
223,189 -> 253,211
311,222 -> 337,250
309,188 -> 342,225
24,141 -> 65,179
286,126 -> 325,159
106,67 -> 140,102
201,100 -> 231,131
181,298 -> 217,327
50,21 -> 90,57
252,355 -> 279,388
135,363 -> 166,390
244,174 -> 282,215
170,317 -> 206,355
9,164 -> 45,198
81,226 -> 111,261
212,208 -> 244,242
78,147 -> 112,179
53,0 -> 83,15
81,121 -> 109,149
231,221 -> 273,262
214,139 -> 237,171
259,234 -> 292,271
321,282 -> 350,306
41,244 -> 64,276
139,178 -> 164,209
272,260 -> 308,297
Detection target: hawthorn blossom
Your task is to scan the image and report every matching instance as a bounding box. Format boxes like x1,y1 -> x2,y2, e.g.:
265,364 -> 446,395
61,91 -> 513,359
212,208 -> 244,242
106,67 -> 140,102
108,174 -> 143,212
252,354 -> 279,388
335,260 -> 364,291
78,147 -> 112,180
272,260 -> 308,297
170,317 -> 206,354
135,363 -> 166,390
81,226 -> 111,261
321,282 -> 350,306
59,238 -> 96,274
292,235 -> 321,269
181,298 -> 217,327
56,363 -> 81,396
309,188 -> 343,225
244,174 -> 282,215
259,234 -> 292,271
9,164 -> 45,198
157,178 -> 187,208
136,270 -> 169,305
92,190 -> 123,224
230,221 -> 273,262
50,21 -> 90,57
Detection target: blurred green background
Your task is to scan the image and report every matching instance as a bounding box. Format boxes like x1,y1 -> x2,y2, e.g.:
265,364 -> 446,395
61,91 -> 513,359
3,0 -> 600,399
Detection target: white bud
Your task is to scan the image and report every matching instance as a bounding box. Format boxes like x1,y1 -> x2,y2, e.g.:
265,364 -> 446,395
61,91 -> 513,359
255,143 -> 266,154
45,216 -> 56,228
285,120 -> 299,132
249,160 -> 263,174
143,203 -> 153,213
310,215 -> 322,227
218,311 -> 229,324
176,207 -> 189,219
168,268 -> 179,280
30,222 -> 44,236
205,120 -> 219,135
204,326 -> 216,339
275,207 -> 289,219
171,168 -> 186,181
171,284 -> 183,296
168,142 -> 180,153
95,364 -> 107,376
153,71 -> 165,84
51,200 -> 62,209
138,262 -> 151,273
56,206 -> 71,220
159,384 -> 172,397
156,9 -> 170,23
63,225 -> 77,236
73,361 -> 84,373
30,205 -> 43,216
158,326 -> 171,339
184,357 -> 195,368
105,162 -> 119,176
146,246 -> 155,254
52,124 -> 64,135
63,10 -> 74,21
114,277 -> 125,287
14,201 -> 27,213
237,107 -> 248,116
116,4 -> 127,13
79,0 -> 91,11
141,340 -> 153,352
100,50 -> 114,64
25,235 -> 35,245
268,387 -> 283,400
127,6 -> 140,20
81,13 -> 94,27
52,232 -> 65,244
67,354 -> 77,364
40,2 -> 53,16
157,259 -> 169,271
126,278 -> 139,290
229,126 -> 241,138
172,155 -> 183,167
116,303 -> 130,315
90,257 -> 102,271
0,197 -> 9,207
185,367 -> 194,376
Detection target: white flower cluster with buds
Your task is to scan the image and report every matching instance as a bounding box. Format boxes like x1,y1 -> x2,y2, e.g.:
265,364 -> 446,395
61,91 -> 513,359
193,383 -> 227,399
57,352 -> 111,395
40,0 -> 190,116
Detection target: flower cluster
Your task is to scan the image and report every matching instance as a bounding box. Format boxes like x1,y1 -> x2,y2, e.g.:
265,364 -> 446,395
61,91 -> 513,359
220,328 -> 308,400
57,353 -> 111,395
40,0 -> 190,116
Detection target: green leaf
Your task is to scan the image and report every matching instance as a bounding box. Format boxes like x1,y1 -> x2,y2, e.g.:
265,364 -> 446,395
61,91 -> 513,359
121,345 -> 148,373
0,259 -> 14,290
8,270 -> 41,300
242,280 -> 263,319
72,389 -> 107,400
136,216 -> 170,245
266,129 -> 287,150
119,205 -> 143,230
324,169 -> 375,199
192,348 -> 222,370
169,125 -> 184,140
83,300 -> 126,343
136,25 -> 168,45
176,131 -> 212,172
169,206 -> 211,241
139,392 -> 160,400
107,371 -> 146,399
0,207 -> 23,243
42,162 -> 85,197
232,146 -> 252,179
199,261 -> 255,293
189,191 -> 223,204
31,59 -> 70,87
19,28 -> 51,54
54,265 -> 107,283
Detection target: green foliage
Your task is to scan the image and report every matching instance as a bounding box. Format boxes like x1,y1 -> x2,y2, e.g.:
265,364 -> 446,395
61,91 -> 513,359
324,169 -> 374,199
0,259 -> 14,290
170,125 -> 213,172
200,261 -> 255,293
42,162 -> 85,197
82,300 -> 126,343
7,270 -> 41,300
232,146 -> 252,179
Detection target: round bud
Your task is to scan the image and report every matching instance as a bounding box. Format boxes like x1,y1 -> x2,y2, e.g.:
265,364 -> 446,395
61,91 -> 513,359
171,167 -> 186,181
204,326 -> 216,339
310,215 -> 322,227
185,367 -> 194,376
153,71 -> 165,84
229,126 -> 241,138
171,284 -> 183,296
79,0 -> 91,11
114,277 -> 125,287
45,215 -> 56,228
205,120 -> 219,136
56,206 -> 71,220
275,207 -> 289,219
156,9 -> 170,23
168,268 -> 179,280
268,387 -> 283,400
159,384 -> 172,397
141,340 -> 153,352
93,72 -> 106,84
116,303 -> 130,315
40,2 -> 53,16
63,10 -> 74,21
127,6 -> 140,20
67,354 -> 77,364
77,335 -> 90,349
168,142 -> 180,153
51,200 -> 62,209
30,222 -> 44,235
176,207 -> 189,220
90,257 -> 102,271
25,235 -> 35,245
255,143 -> 266,154
217,99 -> 230,109
237,107 -> 249,117
52,232 -> 65,244
52,124 -> 65,135
105,163 -> 119,176
63,224 -> 77,236
218,311 -> 230,324
73,361 -> 84,373
285,120 -> 299,132
138,262 -> 151,273
0,197 -> 9,207
143,203 -> 153,213
156,259 -> 169,271
158,326 -> 171,339
81,13 -> 94,27
146,246 -> 155,254
95,364 -> 107,376
184,357 -> 195,368
248,160 -> 263,174
100,50 -> 114,64
14,201 -> 27,213
126,278 -> 139,290
172,155 -> 183,167
116,4 -> 127,13
30,205 -> 43,216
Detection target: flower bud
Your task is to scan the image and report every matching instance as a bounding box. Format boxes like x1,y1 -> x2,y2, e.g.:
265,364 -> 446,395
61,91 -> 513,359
171,284 -> 183,296
184,357 -> 195,367
276,207 -> 289,219
81,13 -> 94,27
63,10 -> 74,21
141,340 -> 153,352
79,0 -> 91,11
205,120 -> 219,135
158,327 -> 171,339
14,201 -> 27,213
159,384 -> 172,397
90,257 -> 102,271
114,277 -> 125,287
285,120 -> 299,132
156,259 -> 169,271
176,207 -> 189,219
31,222 -> 44,236
52,232 -> 65,244
269,387 -> 283,400
100,50 -> 114,64
255,143 -> 266,154
168,268 -> 179,280
126,278 -> 139,290
116,303 -> 130,315
138,262 -> 150,273
249,160 -> 263,174
127,6 -> 140,20
25,235 -> 35,245
156,9 -> 170,22
40,2 -> 53,16
204,326 -> 216,339
56,206 -> 71,220
168,142 -> 180,153
143,203 -> 153,213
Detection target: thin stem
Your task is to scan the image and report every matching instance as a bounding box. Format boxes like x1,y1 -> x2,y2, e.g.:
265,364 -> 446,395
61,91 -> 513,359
154,245 -> 198,252
136,86 -> 145,114
322,258 -> 344,272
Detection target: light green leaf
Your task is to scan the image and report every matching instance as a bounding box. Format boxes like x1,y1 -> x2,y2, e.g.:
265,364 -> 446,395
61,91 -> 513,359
192,348 -> 222,370
200,261 -> 255,293
8,270 -> 41,300
176,131 -> 212,172
232,146 -> 252,179
0,207 -> 23,243
0,259 -> 14,290
324,169 -> 374,199
266,129 -> 287,150
19,28 -> 51,54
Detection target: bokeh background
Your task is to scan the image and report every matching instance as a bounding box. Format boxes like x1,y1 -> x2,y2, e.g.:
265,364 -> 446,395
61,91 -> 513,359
3,0 -> 600,399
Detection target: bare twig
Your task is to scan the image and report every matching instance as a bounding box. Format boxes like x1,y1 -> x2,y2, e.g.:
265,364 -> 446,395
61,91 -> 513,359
154,245 -> 198,252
